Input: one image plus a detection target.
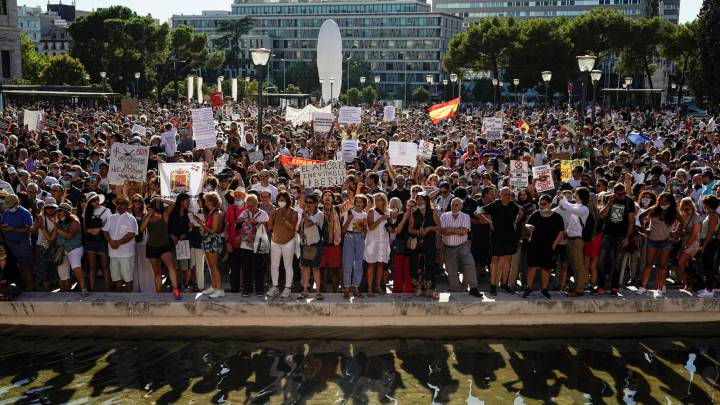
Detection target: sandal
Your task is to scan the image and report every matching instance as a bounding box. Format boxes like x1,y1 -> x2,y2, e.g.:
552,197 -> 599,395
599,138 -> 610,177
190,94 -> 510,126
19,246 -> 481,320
316,293 -> 324,301
297,292 -> 308,299
375,287 -> 385,295
343,290 -> 350,300
427,290 -> 439,300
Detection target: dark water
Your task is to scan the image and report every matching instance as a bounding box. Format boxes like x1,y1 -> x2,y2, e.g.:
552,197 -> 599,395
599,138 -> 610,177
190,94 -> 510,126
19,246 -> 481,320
0,335 -> 718,404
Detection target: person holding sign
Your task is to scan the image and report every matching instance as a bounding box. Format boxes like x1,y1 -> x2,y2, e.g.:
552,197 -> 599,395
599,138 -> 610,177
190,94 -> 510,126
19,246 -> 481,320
341,195 -> 368,299
194,192 -> 226,299
102,194 -> 138,292
299,194 -> 325,300
234,194 -> 269,297
365,193 -> 391,296
140,198 -> 182,300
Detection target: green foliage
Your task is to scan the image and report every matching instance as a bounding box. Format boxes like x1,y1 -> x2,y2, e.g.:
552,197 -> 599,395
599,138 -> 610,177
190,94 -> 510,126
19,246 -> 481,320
285,84 -> 301,94
275,62 -> 318,93
362,85 -> 379,104
41,55 -> 88,85
471,79 -> 496,102
444,17 -> 519,78
214,17 -> 254,73
346,87 -> 363,106
412,87 -> 429,103
346,59 -> 372,92
698,0 -> 720,108
566,8 -> 631,65
20,33 -> 47,83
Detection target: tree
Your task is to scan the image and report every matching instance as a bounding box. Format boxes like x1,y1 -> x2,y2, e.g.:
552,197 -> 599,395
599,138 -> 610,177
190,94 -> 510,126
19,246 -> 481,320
662,21 -> 700,108
362,85 -> 378,104
20,33 -> 47,83
214,17 -> 254,74
412,87 -> 429,103
277,61 -> 319,93
285,84 -> 301,94
566,8 -> 632,65
345,59 -> 372,93
444,17 -> 519,80
41,55 -> 88,85
346,87 -> 363,106
698,0 -> 720,108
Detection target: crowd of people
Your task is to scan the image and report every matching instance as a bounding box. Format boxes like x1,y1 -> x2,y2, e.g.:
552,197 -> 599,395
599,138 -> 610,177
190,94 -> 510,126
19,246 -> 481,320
0,98 -> 718,302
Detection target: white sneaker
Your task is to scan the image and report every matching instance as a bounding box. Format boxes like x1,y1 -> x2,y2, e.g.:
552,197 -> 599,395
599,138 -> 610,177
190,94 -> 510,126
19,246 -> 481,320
209,289 -> 225,299
201,287 -> 215,295
654,290 -> 664,299
266,286 -> 280,298
636,287 -> 647,295
697,289 -> 715,298
281,288 -> 291,298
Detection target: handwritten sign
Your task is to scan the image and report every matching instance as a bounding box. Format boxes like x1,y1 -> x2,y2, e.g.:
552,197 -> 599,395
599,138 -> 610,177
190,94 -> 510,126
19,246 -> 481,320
341,139 -> 358,163
419,140 -> 434,160
383,106 -> 396,122
23,110 -> 41,131
299,161 -> 347,189
482,117 -> 503,139
191,108 -> 216,149
175,240 -> 191,260
108,143 -> 149,185
160,129 -> 177,157
338,106 -> 362,124
131,124 -> 147,136
532,165 -> 554,193
313,112 -> 334,136
214,154 -> 229,174
561,160 -> 586,182
509,160 -> 529,192
389,141 -> 419,167
248,149 -> 264,163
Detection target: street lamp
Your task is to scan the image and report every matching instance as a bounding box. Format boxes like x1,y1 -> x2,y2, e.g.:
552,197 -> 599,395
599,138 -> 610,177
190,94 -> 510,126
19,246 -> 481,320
346,56 -> 351,96
251,48 -> 271,141
443,79 -> 448,100
425,74 -> 433,102
134,72 -> 141,98
360,76 -> 366,85
576,55 -> 597,124
218,75 -> 224,94
624,76 -> 633,108
245,76 -> 250,82
450,73 -> 458,99
374,75 -> 380,84
281,58 -> 286,92
330,77 -> 335,104
590,69 -> 602,123
100,71 -> 107,88
374,75 -> 381,97
492,78 -> 498,106
512,78 -> 520,104
497,80 -> 504,108
541,71 -> 552,106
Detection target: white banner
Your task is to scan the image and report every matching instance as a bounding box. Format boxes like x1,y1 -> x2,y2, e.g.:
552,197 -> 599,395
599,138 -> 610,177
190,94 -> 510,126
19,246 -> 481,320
187,76 -> 194,101
108,143 -> 150,185
175,240 -> 190,260
419,140 -> 434,160
482,117 -> 503,139
23,109 -> 41,132
313,112 -> 335,135
160,129 -> 177,157
532,165 -> 554,193
197,77 -> 203,103
299,160 -> 347,189
338,106 -> 362,124
191,107 -> 216,149
285,104 -> 332,127
159,162 -> 205,199
231,78 -> 238,101
131,124 -> 147,136
509,160 -> 529,192
389,141 -> 419,167
383,106 -> 396,122
341,139 -> 358,163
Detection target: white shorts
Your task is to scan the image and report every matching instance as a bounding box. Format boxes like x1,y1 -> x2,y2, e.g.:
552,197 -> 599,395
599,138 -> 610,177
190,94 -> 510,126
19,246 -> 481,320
110,256 -> 135,282
57,247 -> 83,281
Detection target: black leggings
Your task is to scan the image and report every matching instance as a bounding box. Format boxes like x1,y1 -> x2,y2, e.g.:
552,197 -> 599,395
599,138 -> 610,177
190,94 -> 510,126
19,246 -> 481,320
702,239 -> 719,290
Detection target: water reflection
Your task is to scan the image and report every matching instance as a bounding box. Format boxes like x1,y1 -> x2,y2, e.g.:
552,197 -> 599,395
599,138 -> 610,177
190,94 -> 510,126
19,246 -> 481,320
0,335 -> 718,404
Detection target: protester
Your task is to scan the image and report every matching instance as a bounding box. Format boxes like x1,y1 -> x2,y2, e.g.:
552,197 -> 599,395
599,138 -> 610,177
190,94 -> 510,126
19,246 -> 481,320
103,194 -> 137,292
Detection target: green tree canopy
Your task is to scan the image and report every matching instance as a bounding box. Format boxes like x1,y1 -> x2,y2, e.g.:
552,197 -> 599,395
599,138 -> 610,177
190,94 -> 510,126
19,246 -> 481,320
20,33 -> 47,83
362,85 -> 379,104
698,0 -> 720,108
41,55 -> 88,85
662,21 -> 700,106
214,17 -> 254,73
285,84 -> 301,94
444,17 -> 519,79
346,87 -> 363,106
412,87 -> 429,103
565,8 -> 631,65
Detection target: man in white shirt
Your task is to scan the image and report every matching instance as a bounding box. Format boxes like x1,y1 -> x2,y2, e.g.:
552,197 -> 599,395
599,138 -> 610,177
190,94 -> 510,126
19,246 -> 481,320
439,198 -> 482,297
250,170 -> 279,202
103,195 -> 138,292
556,188 -> 590,297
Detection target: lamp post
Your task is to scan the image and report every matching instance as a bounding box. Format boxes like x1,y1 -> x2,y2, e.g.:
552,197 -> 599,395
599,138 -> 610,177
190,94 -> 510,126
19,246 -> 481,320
251,48 -> 271,141
100,71 -> 107,89
671,82 -> 676,108
360,76 -> 366,86
576,54 -> 597,125
346,56 -> 351,96
497,81 -> 504,108
512,78 -> 519,104
84,74 -> 90,84
492,78 -> 498,106
624,76 -> 633,108
590,69 -> 602,123
134,72 -> 141,98
374,75 -> 380,98
450,73 -> 458,99
541,71 -> 552,106
330,77 -> 335,105
442,79 -> 448,100
218,75 -> 224,94
281,58 -> 286,92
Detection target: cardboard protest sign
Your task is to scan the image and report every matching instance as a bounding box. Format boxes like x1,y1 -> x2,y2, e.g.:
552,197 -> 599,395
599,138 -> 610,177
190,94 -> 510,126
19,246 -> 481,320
210,92 -> 223,107
160,129 -> 177,157
509,160 -> 529,192
481,117 -> 503,139
418,140 -> 434,160
313,112 -> 334,136
159,162 -> 205,199
23,110 -> 41,131
561,160 -> 586,182
191,108 -> 216,149
341,139 -> 359,163
214,154 -> 229,174
389,141 -> 419,167
121,98 -> 139,116
299,160 -> 346,189
108,143 -> 150,185
131,124 -> 147,136
279,156 -> 325,166
338,106 -> 362,124
532,165 -> 554,193
383,106 -> 396,122
248,149 -> 264,163
44,118 -> 58,129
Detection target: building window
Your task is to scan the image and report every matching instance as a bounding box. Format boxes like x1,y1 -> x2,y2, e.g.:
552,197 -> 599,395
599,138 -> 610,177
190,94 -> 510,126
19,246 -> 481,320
1,50 -> 10,79
0,1 -> 6,15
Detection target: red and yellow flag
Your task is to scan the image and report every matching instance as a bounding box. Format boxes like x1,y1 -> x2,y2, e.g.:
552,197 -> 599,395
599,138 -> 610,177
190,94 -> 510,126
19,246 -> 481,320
517,118 -> 529,132
428,97 -> 461,123
279,155 -> 325,166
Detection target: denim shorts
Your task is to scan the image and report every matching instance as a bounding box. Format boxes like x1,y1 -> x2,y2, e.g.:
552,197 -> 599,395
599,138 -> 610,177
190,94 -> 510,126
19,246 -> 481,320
646,239 -> 672,249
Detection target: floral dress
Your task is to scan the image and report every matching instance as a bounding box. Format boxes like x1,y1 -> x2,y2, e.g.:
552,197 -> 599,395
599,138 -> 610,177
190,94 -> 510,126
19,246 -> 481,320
201,209 -> 225,254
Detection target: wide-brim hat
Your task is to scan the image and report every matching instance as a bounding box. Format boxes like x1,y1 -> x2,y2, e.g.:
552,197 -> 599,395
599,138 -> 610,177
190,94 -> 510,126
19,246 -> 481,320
86,191 -> 105,205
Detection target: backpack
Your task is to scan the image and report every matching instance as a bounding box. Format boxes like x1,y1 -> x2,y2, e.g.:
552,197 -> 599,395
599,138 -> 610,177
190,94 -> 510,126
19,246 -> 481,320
579,210 -> 595,242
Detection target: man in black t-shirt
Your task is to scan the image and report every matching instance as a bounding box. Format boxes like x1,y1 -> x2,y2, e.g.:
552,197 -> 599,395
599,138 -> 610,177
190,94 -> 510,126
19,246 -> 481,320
597,183 -> 636,294
387,175 -> 410,205
477,187 -> 522,296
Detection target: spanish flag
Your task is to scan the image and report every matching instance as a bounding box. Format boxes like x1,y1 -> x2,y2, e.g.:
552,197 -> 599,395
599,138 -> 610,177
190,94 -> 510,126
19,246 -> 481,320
428,97 -> 461,124
517,118 -> 529,132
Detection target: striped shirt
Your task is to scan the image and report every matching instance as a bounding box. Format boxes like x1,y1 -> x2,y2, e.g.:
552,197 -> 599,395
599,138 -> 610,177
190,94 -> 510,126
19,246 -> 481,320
439,211 -> 471,247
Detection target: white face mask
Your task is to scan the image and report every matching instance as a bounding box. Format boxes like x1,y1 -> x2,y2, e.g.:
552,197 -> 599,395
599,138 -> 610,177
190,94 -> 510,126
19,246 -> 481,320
278,201 -> 287,208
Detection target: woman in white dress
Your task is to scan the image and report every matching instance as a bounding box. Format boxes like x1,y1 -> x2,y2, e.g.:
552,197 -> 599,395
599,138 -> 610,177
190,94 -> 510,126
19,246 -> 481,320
130,194 -> 155,293
364,193 -> 391,296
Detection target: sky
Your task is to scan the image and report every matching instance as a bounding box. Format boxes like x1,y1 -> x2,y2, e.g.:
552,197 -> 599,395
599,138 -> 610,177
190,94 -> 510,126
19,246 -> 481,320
24,0 -> 703,24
